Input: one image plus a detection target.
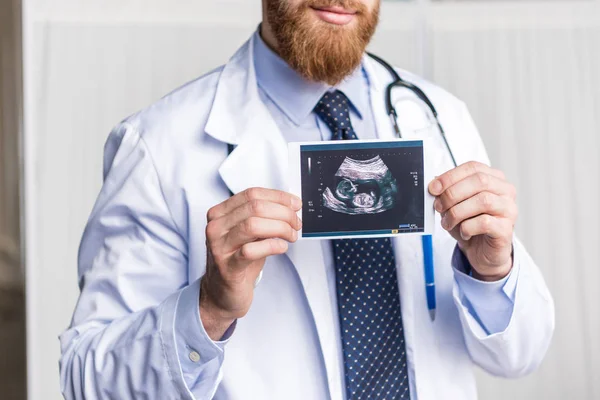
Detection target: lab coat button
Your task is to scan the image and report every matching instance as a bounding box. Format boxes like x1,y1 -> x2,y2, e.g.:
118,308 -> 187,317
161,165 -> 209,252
189,351 -> 201,363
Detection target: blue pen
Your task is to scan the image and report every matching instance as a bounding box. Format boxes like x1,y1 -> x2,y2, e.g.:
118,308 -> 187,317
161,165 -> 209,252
422,235 -> 436,321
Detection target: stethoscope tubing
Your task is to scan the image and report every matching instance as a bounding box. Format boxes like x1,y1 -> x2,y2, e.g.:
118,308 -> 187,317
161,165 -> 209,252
367,52 -> 458,168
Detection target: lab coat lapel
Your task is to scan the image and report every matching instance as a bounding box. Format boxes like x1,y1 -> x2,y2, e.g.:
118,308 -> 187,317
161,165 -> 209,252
205,38 -> 288,193
205,35 -> 342,399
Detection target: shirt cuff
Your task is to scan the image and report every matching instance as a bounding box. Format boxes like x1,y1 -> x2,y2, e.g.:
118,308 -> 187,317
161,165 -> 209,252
452,245 -> 520,335
174,279 -> 236,390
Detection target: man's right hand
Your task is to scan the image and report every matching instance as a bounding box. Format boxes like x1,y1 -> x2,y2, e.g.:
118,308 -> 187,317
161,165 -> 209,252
200,188 -> 303,340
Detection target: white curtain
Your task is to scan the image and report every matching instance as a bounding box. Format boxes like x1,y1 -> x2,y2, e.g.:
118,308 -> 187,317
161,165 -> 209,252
23,1 -> 600,399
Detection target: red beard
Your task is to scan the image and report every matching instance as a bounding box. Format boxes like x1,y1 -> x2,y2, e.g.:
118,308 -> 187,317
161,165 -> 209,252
266,0 -> 380,85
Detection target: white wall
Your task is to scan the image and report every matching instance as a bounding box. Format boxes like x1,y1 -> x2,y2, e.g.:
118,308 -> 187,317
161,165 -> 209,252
23,0 -> 600,399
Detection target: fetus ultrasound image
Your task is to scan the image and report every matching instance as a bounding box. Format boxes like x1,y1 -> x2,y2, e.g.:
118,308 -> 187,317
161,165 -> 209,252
300,141 -> 424,238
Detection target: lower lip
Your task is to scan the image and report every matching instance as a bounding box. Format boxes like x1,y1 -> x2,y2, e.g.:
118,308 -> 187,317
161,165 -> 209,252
312,8 -> 356,25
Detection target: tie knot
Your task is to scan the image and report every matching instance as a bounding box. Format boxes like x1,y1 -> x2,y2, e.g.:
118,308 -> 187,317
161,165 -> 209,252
314,90 -> 356,140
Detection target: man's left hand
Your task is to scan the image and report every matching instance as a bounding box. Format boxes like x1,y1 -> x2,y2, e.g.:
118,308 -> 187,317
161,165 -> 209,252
428,161 -> 518,282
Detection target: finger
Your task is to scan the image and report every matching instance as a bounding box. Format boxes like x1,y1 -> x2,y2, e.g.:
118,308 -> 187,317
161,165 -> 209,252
434,173 -> 516,213
441,192 -> 518,231
207,188 -> 302,221
220,199 -> 302,233
225,217 -> 298,251
458,215 -> 513,241
429,161 -> 506,196
234,238 -> 289,263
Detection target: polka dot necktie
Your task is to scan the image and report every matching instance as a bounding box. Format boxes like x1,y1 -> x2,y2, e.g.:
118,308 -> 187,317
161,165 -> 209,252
314,91 -> 411,399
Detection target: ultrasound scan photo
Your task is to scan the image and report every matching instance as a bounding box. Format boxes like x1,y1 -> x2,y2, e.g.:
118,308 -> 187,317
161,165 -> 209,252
293,140 -> 429,239
322,155 -> 398,215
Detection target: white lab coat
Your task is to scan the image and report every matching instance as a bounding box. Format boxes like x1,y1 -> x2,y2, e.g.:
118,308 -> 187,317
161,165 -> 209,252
60,35 -> 554,400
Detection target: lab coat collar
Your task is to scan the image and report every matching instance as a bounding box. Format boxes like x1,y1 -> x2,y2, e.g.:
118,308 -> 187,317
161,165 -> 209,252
205,37 -> 261,146
205,36 -> 288,194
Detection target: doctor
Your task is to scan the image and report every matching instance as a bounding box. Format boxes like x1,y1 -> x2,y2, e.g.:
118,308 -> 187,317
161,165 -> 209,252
60,0 -> 555,399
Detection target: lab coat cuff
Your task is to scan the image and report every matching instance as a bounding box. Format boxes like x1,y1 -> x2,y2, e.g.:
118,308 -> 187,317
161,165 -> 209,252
452,244 -> 520,334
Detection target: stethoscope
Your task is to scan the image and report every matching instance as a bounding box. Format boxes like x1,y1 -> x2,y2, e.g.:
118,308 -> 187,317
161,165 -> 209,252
227,54 -> 460,320
367,52 -> 459,320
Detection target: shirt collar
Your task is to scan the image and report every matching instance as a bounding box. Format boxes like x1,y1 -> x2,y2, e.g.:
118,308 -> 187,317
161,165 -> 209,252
253,29 -> 368,125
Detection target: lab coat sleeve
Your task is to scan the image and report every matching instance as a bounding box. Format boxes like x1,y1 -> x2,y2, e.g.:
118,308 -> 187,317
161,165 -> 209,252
452,238 -> 554,378
452,102 -> 555,378
59,123 -> 226,399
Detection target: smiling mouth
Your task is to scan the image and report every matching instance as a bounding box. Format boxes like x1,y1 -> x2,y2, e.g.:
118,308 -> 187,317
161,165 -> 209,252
310,5 -> 358,25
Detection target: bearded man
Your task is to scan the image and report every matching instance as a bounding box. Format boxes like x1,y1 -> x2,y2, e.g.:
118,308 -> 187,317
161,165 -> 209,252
59,1 -> 555,399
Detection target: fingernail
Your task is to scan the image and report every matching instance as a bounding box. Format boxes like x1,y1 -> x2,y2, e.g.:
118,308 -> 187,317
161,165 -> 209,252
297,216 -> 303,229
460,231 -> 470,240
291,196 -> 302,209
429,179 -> 443,195
434,199 -> 442,212
441,215 -> 448,229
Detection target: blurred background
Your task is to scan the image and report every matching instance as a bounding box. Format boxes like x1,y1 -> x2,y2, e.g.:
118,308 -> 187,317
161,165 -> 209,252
1,0 -> 599,399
